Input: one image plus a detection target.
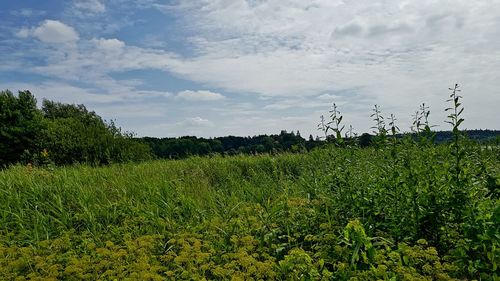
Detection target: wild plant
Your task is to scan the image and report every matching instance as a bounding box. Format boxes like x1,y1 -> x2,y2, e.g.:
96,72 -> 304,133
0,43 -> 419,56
388,114 -> 399,141
411,110 -> 422,134
445,84 -> 465,179
345,125 -> 358,147
419,103 -> 436,145
317,103 -> 346,145
385,114 -> 401,159
345,125 -> 356,139
327,103 -> 345,145
420,103 -> 431,129
370,105 -> 387,146
371,105 -> 385,135
317,115 -> 328,140
445,83 -> 469,223
342,219 -> 375,269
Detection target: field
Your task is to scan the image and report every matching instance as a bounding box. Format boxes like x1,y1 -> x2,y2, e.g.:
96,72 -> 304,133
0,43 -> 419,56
0,142 -> 499,280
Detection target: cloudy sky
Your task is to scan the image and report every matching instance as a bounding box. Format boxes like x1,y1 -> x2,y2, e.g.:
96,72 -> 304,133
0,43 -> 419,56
1,0 -> 499,137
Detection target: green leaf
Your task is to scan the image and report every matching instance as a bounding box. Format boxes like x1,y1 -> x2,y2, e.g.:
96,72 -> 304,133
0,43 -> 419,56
402,255 -> 409,265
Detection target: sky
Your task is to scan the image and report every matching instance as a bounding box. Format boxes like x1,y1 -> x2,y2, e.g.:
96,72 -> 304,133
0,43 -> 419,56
1,0 -> 499,138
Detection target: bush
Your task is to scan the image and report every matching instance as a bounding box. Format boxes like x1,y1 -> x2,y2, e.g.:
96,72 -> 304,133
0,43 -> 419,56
0,90 -> 44,167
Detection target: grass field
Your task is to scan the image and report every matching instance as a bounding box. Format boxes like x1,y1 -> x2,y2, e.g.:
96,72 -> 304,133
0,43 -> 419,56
0,143 -> 498,280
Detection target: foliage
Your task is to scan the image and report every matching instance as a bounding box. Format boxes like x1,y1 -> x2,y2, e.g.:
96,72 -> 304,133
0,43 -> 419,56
40,101 -> 152,165
0,90 -> 152,167
0,140 -> 498,279
0,90 -> 44,167
143,130 -> 309,159
0,84 -> 499,280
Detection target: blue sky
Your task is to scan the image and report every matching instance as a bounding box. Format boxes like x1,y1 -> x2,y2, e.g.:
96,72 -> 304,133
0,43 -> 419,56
1,0 -> 499,137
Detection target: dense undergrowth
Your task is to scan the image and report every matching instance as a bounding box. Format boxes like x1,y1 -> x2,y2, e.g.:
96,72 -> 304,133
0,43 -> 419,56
0,141 -> 498,280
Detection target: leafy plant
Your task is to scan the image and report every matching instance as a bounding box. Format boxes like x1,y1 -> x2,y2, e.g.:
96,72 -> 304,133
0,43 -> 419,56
317,115 -> 328,140
370,104 -> 388,147
342,219 -> 376,269
327,103 -> 345,145
0,90 -> 45,167
445,84 -> 465,183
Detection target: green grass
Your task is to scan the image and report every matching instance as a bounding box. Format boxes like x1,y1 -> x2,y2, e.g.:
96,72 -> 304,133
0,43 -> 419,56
0,144 -> 498,280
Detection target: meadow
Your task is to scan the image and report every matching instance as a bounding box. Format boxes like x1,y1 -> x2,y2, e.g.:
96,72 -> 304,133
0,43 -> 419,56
0,139 -> 498,280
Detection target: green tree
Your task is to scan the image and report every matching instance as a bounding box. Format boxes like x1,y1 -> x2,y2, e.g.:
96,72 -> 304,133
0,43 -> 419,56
358,133 -> 373,147
0,90 -> 44,167
40,100 -> 151,165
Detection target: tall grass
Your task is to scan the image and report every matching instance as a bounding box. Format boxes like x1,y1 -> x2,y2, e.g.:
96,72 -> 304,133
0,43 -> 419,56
0,143 -> 498,279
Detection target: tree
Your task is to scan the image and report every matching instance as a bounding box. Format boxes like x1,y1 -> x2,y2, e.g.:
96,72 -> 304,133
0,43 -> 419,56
0,90 -> 44,166
358,133 -> 373,147
39,100 -> 151,165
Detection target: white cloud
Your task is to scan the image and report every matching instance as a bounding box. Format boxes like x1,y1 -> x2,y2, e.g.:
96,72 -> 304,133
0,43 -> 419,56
0,79 -> 173,108
30,20 -> 79,43
156,0 -> 499,132
137,90 -> 172,98
263,98 -> 330,110
0,81 -> 174,129
183,117 -> 213,127
15,28 -> 30,38
92,38 -> 126,50
0,81 -> 120,105
93,103 -> 169,118
72,0 -> 106,16
10,9 -> 46,17
176,90 -> 225,101
26,37 -> 180,80
317,93 -> 341,100
155,1 -> 497,101
4,0 -> 500,136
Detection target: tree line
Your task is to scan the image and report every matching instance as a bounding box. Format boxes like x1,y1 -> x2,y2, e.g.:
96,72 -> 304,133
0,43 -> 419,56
141,131 -> 321,159
141,129 -> 499,160
1,89 -> 498,167
0,90 -> 151,167
0,90 -> 319,167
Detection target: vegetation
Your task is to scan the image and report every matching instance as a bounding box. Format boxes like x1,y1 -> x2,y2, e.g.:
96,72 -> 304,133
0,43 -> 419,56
0,141 -> 498,280
0,85 -> 499,280
0,90 -> 44,167
1,89 -> 498,167
142,131 -> 314,159
0,90 -> 151,167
